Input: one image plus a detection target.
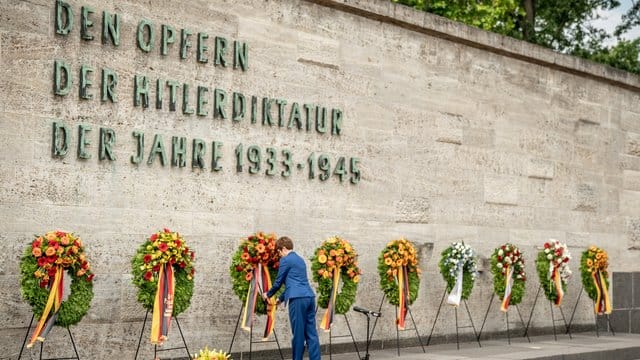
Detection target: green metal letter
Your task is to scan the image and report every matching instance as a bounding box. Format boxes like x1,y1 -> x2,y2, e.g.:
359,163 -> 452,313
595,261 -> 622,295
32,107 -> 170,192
101,68 -> 118,103
55,0 -> 73,36
316,106 -> 327,134
137,19 -> 155,53
180,29 -> 192,59
102,11 -> 120,46
155,79 -> 163,109
80,6 -> 94,40
79,64 -> 94,100
211,141 -> 223,171
197,32 -> 209,63
182,83 -> 194,114
214,88 -> 227,119
161,25 -> 176,56
214,36 -> 228,67
262,97 -> 274,126
99,127 -> 116,161
232,92 -> 245,122
171,136 -> 187,167
53,60 -> 71,96
78,124 -> 92,159
197,86 -> 209,116
234,41 -> 248,71
167,80 -> 179,111
134,75 -> 149,108
276,99 -> 287,127
192,139 -> 206,169
52,121 -> 69,157
131,131 -> 144,164
331,108 -> 342,136
148,134 -> 166,166
288,102 -> 302,130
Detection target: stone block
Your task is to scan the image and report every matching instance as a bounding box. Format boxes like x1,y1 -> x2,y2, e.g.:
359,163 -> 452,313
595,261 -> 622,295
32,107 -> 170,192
625,218 -> 640,250
626,132 -> 640,156
610,309 -> 630,333
484,175 -> 519,205
623,170 -> 640,191
631,309 -> 640,333
613,272 -> 633,309
463,128 -> 495,148
526,158 -> 555,180
574,183 -> 599,212
620,190 -> 640,216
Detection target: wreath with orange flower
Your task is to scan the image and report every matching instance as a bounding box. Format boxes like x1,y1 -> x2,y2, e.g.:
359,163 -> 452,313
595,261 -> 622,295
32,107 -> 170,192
311,236 -> 361,314
378,238 -> 421,306
131,228 -> 195,315
580,246 -> 609,302
229,232 -> 281,314
20,231 -> 95,327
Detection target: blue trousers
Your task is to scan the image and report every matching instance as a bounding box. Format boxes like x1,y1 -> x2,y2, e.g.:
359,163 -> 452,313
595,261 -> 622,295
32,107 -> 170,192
288,296 -> 321,360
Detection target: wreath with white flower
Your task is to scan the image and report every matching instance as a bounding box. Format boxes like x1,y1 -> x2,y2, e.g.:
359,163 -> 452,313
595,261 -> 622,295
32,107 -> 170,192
377,238 -> 421,306
20,231 -> 95,327
535,239 -> 571,303
311,236 -> 361,314
131,228 -> 195,315
490,243 -> 526,306
438,242 -> 478,300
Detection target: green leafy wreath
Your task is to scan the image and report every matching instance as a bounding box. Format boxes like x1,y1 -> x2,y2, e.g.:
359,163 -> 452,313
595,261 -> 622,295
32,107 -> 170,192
535,239 -> 571,303
490,243 -> 526,306
438,242 -> 478,301
378,238 -> 420,306
580,246 -> 609,301
229,232 -> 281,315
311,236 -> 361,314
20,231 -> 95,327
131,228 -> 195,315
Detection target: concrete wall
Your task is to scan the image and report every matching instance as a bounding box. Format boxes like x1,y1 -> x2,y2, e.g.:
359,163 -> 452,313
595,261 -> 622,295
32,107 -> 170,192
1,0 -> 639,358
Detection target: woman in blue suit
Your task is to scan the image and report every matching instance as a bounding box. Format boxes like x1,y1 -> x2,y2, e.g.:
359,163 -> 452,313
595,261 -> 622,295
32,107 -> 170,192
264,236 -> 321,360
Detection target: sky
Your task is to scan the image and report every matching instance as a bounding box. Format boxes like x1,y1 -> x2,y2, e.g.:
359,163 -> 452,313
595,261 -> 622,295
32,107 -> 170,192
591,0 -> 640,46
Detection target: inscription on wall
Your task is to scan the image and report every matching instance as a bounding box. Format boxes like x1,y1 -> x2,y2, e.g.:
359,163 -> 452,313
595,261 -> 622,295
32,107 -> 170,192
50,0 -> 360,185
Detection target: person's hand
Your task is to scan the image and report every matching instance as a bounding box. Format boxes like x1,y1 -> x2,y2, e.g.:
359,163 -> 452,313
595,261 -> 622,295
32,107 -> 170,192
261,293 -> 269,302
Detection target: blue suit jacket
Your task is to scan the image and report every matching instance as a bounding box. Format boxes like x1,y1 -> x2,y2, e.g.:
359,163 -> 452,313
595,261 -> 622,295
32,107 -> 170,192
267,251 -> 315,302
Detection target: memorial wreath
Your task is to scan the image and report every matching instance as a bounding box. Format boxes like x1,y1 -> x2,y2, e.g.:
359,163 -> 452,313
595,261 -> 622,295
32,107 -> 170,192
20,231 -> 95,347
378,238 -> 420,329
131,228 -> 195,344
535,239 -> 571,305
311,236 -> 361,330
490,243 -> 526,311
580,246 -> 611,314
439,242 -> 478,306
229,232 -> 281,339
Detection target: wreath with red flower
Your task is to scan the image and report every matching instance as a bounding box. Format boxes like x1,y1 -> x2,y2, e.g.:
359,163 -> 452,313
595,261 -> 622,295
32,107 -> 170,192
20,231 -> 95,327
490,243 -> 526,306
229,232 -> 281,314
131,228 -> 195,315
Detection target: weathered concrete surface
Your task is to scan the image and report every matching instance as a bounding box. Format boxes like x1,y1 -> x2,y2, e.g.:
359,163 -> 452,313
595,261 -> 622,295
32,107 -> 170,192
1,0 -> 639,358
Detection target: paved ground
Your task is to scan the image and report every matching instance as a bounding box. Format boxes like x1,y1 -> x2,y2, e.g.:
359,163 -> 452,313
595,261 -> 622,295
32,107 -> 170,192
327,332 -> 640,360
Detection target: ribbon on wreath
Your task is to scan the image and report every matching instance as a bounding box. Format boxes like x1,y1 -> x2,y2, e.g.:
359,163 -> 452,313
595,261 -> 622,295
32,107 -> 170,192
500,265 -> 514,312
150,263 -> 175,344
549,264 -> 564,306
27,266 -> 63,348
447,265 -> 464,307
592,271 -> 611,315
241,263 -> 276,340
396,266 -> 410,330
320,268 -> 340,331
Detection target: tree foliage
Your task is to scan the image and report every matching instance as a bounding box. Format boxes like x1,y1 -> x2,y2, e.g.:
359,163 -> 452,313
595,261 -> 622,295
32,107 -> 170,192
392,0 -> 640,74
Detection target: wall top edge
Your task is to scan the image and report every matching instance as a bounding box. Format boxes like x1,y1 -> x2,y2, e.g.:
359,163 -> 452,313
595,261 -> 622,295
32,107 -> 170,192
306,0 -> 640,92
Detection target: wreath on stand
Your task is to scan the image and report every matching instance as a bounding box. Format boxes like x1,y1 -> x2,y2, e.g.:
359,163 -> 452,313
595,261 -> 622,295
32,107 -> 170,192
131,228 -> 195,316
378,238 -> 420,306
490,243 -> 526,310
229,232 -> 281,314
438,242 -> 478,304
535,239 -> 571,305
20,231 -> 95,346
311,236 -> 361,330
580,246 -> 611,314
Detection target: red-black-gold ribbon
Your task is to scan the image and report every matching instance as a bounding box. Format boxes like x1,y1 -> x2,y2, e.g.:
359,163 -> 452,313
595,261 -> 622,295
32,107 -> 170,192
396,266 -> 409,330
27,266 -> 63,347
241,263 -> 276,340
592,271 -> 611,315
551,266 -> 564,306
151,263 -> 175,344
500,265 -> 514,312
320,268 -> 340,331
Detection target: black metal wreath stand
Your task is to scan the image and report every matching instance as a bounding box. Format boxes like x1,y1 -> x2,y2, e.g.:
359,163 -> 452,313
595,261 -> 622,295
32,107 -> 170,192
523,285 -> 572,341
369,294 -> 426,356
133,310 -> 191,360
476,292 -> 530,344
426,289 -> 482,350
565,285 -> 615,337
324,313 -> 361,360
17,314 -> 80,360
227,304 -> 285,360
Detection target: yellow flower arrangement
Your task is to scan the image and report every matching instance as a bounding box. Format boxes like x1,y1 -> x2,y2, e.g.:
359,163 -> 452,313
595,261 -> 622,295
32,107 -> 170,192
192,347 -> 231,360
378,238 -> 421,306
